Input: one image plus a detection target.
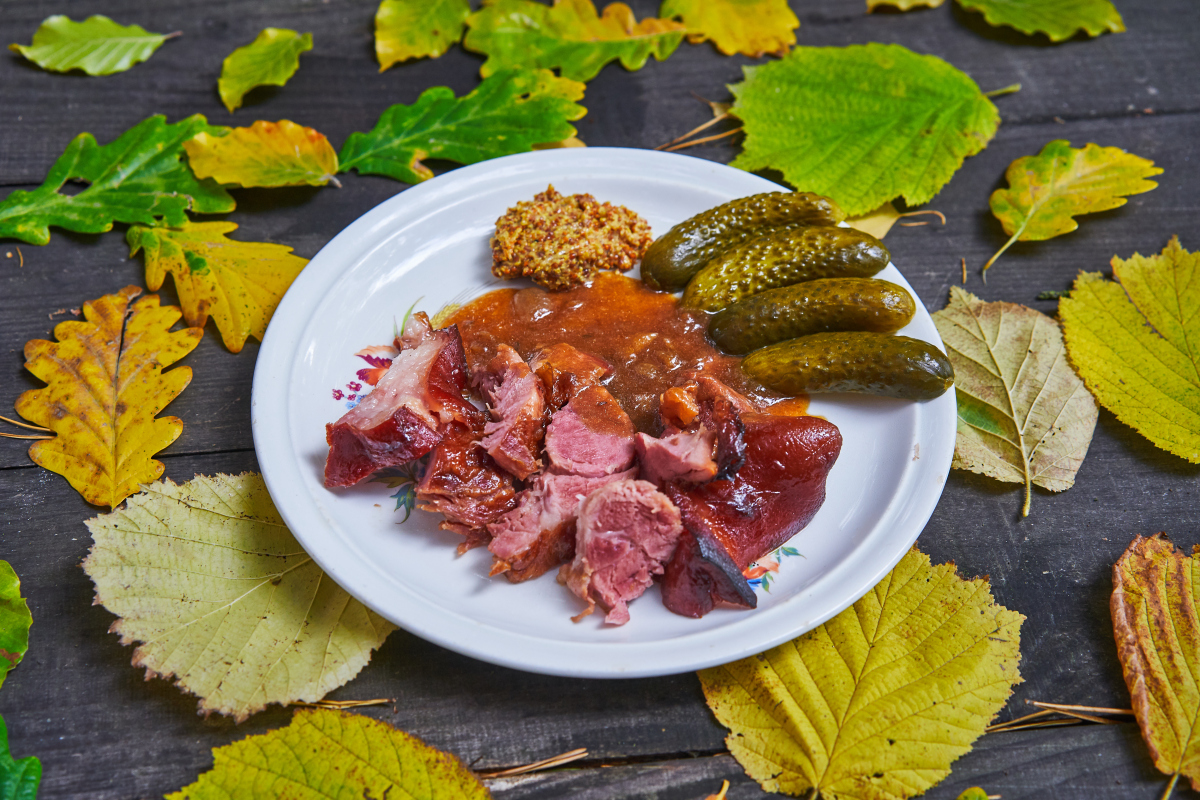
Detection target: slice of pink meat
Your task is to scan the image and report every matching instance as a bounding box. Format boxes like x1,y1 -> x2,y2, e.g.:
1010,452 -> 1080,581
544,385 -> 636,477
634,428 -> 717,486
478,345 -> 547,480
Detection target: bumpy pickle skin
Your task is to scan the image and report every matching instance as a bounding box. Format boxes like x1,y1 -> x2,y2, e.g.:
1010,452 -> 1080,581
742,332 -> 954,401
682,226 -> 890,312
709,278 -> 916,355
641,192 -> 846,291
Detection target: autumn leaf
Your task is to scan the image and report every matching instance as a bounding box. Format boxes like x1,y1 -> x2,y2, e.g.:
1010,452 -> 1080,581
1060,238 -> 1200,464
219,28 -> 313,113
9,15 -> 177,76
932,286 -> 1098,517
83,473 -> 396,722
983,140 -> 1161,278
0,562 -> 32,691
464,0 -> 685,83
0,714 -> 41,800
376,0 -> 471,70
729,44 -> 999,216
956,791 -> 990,800
868,0 -> 945,9
14,287 -> 201,509
340,68 -> 586,185
0,115 -> 234,246
699,547 -> 1023,799
957,0 -> 1124,42
168,708 -> 487,799
127,221 -> 308,354
184,120 -> 339,188
660,0 -> 799,58
1112,534 -> 1200,797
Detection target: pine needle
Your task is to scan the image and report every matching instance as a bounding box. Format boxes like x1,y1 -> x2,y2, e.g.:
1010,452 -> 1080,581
663,127 -> 743,152
655,114 -> 732,150
0,432 -> 53,440
296,698 -> 394,710
0,414 -> 49,432
478,747 -> 589,778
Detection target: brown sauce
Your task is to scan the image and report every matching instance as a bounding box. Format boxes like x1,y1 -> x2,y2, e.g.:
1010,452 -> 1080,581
444,273 -> 805,432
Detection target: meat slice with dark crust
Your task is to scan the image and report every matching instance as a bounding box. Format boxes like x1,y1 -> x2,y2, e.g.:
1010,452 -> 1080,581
635,429 -> 717,486
478,345 -> 547,480
544,385 -> 636,477
530,343 -> 612,410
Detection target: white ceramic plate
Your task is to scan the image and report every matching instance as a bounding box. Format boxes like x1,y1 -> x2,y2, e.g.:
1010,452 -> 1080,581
252,147 -> 956,678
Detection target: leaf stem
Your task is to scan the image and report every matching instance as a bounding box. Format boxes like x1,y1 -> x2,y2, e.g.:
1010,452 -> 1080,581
982,230 -> 1022,283
163,31 -> 183,41
1021,469 -> 1032,517
985,83 -> 1022,98
1162,772 -> 1180,800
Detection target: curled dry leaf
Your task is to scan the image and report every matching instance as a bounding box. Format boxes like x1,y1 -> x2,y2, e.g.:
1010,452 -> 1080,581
932,286 -> 1098,517
660,0 -> 799,58
15,286 -> 201,508
219,28 -> 313,112
957,0 -> 1124,43
699,547 -> 1023,799
9,14 -> 175,76
375,0 -> 471,70
184,120 -> 339,187
0,561 -> 32,690
0,714 -> 41,799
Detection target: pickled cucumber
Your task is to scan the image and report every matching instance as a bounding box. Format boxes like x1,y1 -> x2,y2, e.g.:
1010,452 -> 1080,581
641,192 -> 845,291
682,226 -> 890,312
709,278 -> 916,355
742,332 -> 954,400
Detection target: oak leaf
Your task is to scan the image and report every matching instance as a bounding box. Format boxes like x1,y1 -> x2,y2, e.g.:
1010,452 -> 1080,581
219,28 -> 313,113
464,0 -> 685,83
660,0 -> 799,58
340,68 -> 586,185
957,0 -> 1124,42
699,547 -> 1023,799
1060,238 -> 1200,464
83,473 -> 397,722
1112,534 -> 1200,797
9,15 -> 175,76
932,286 -> 1097,517
0,115 -> 235,246
168,708 -> 488,799
0,714 -> 40,800
376,0 -> 471,71
729,44 -> 999,216
184,120 -> 339,188
127,221 -> 308,354
0,562 -> 32,691
15,287 -> 201,509
983,140 -> 1160,278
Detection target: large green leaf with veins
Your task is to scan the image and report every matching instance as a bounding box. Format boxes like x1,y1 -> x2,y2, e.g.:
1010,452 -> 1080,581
218,28 -> 313,112
957,0 -> 1124,42
0,713 -> 40,800
9,15 -> 175,76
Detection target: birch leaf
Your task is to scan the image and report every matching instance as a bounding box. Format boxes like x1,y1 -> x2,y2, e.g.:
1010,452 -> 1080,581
660,0 -> 799,58
932,286 -> 1098,517
1060,238 -> 1200,464
0,562 -> 32,691
9,15 -> 175,76
1112,534 -> 1200,796
184,120 -> 339,188
219,28 -> 313,113
127,221 -> 308,354
699,547 -> 1023,799
957,0 -> 1124,42
376,0 -> 471,70
0,714 -> 40,800
15,287 -> 201,509
83,473 -> 397,722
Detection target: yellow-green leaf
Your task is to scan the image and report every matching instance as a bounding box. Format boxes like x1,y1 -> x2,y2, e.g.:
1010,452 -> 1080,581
127,221 -> 308,354
956,790 -> 990,800
0,561 -> 32,690
376,0 -> 471,70
83,473 -> 397,722
14,286 -> 200,509
699,547 -> 1023,799
1112,534 -> 1200,795
184,120 -> 339,188
868,0 -> 945,9
9,14 -> 175,76
957,0 -> 1124,42
660,0 -> 798,58
219,28 -> 313,113
983,140 -> 1161,278
933,286 -> 1098,517
0,713 -> 41,798
1060,238 -> 1200,464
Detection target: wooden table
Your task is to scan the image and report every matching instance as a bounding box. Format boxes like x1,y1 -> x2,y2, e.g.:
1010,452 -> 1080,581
2,1 -> 1197,797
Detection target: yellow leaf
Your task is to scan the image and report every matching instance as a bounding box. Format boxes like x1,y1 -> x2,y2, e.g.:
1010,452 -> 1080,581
84,474 -> 397,722
14,286 -> 201,508
127,221 -> 308,354
184,120 -> 339,188
1112,534 -> 1200,796
867,0 -> 946,9
699,548 -> 1023,799
846,202 -> 901,239
661,0 -> 799,58
375,0 -> 471,71
1060,237 -> 1200,463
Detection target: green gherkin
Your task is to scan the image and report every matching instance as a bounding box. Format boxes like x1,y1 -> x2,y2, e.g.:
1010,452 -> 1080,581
682,225 -> 890,312
641,191 -> 845,291
742,332 -> 954,400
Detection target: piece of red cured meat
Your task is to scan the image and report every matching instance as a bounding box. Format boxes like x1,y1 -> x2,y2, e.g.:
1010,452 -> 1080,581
634,429 -> 717,486
477,345 -> 548,480
530,343 -> 612,410
543,385 -> 636,477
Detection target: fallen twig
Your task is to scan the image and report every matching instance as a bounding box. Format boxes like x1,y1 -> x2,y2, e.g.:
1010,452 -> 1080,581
478,747 -> 589,778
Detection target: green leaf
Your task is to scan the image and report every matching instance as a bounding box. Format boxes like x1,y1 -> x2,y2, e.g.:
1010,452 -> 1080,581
9,15 -> 176,76
660,0 -> 799,58
340,68 -> 586,184
729,43 -> 1000,216
464,0 -> 685,83
376,0 -> 471,71
0,562 -> 31,691
0,115 -> 235,246
699,547 -> 1023,799
0,713 -> 40,800
82,473 -> 396,722
184,120 -> 340,188
1060,238 -> 1200,464
933,287 -> 1097,517
218,28 -> 313,113
956,790 -> 990,800
957,0 -> 1124,42
168,708 -> 490,800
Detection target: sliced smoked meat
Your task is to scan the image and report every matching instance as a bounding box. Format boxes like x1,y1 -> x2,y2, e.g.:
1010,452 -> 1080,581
544,385 -> 636,477
478,345 -> 547,480
635,429 -> 717,486
530,343 -> 612,410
